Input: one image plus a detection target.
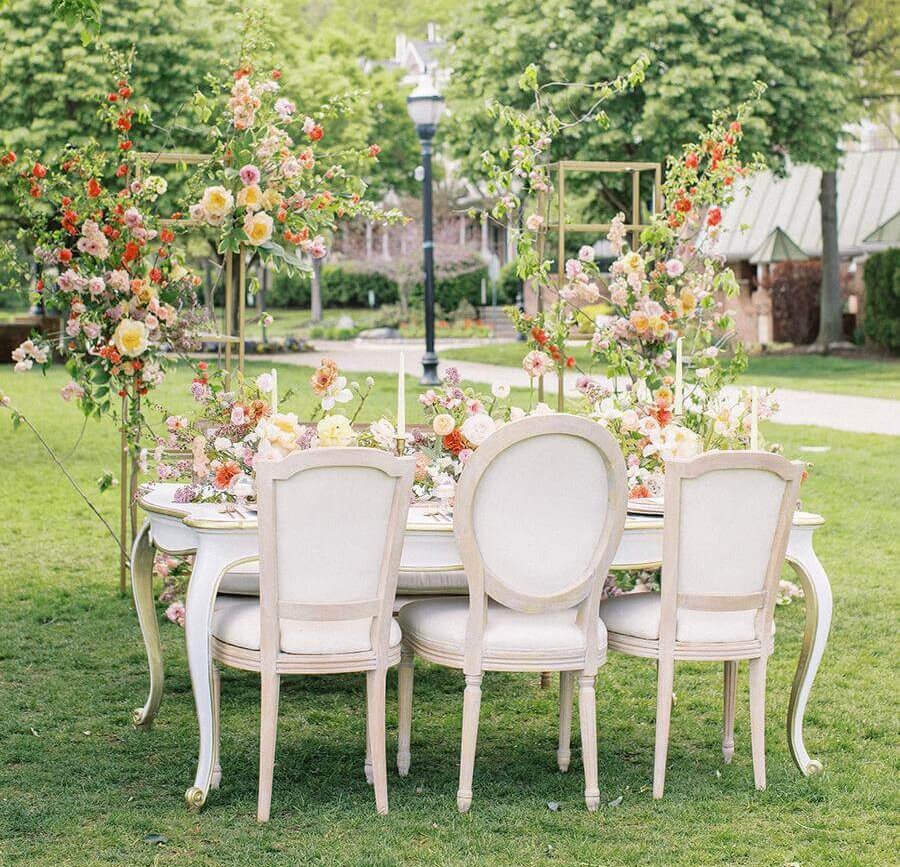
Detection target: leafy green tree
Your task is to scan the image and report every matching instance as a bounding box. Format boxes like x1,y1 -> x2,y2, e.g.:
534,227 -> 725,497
813,0 -> 898,349
444,0 -> 847,218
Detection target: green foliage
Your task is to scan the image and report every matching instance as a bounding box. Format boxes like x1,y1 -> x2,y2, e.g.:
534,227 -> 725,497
863,248 -> 900,353
410,265 -> 489,310
268,264 -> 399,309
445,0 -> 850,208
497,261 -> 523,305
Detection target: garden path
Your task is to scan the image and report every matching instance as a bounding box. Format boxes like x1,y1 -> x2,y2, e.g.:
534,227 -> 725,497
276,339 -> 900,436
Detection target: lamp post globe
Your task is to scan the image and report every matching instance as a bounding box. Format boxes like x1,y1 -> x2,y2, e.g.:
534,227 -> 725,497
407,78 -> 445,386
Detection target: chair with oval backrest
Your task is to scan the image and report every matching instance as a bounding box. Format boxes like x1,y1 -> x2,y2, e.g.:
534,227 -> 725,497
396,415 -> 628,812
209,447 -> 416,821
599,450 -> 803,798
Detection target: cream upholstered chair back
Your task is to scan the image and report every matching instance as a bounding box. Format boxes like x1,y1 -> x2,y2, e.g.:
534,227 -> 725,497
660,451 -> 803,647
254,448 -> 416,664
454,415 -> 627,670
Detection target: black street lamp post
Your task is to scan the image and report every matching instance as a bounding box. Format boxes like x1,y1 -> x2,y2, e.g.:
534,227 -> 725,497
407,79 -> 445,386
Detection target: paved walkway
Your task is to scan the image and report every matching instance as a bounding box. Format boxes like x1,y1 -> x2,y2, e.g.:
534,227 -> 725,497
277,339 -> 900,436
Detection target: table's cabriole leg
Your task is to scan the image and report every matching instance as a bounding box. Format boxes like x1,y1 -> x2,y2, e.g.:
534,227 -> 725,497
131,521 -> 164,730
785,534 -> 833,776
184,538 -> 258,811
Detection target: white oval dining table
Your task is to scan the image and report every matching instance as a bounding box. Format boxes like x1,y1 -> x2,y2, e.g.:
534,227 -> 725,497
133,482 -> 833,810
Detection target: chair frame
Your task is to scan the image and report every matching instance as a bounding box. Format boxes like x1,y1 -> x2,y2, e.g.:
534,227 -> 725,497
211,447 -> 416,821
604,450 -> 803,797
397,415 -> 627,811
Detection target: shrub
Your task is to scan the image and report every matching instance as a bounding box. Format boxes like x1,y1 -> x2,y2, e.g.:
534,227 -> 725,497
267,263 -> 398,308
497,261 -> 522,305
760,261 -> 821,345
864,248 -> 900,353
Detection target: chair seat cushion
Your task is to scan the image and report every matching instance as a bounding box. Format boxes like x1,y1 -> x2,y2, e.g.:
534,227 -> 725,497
397,597 -> 606,664
212,596 -> 401,655
600,592 -> 773,644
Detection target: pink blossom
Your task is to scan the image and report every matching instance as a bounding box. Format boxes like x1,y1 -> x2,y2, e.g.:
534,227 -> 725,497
466,398 -> 485,415
458,448 -> 474,464
522,349 -> 552,378
60,381 -> 85,402
87,277 -> 105,296
665,259 -> 685,278
525,213 -> 544,232
274,98 -> 296,120
302,116 -> 316,135
65,318 -> 81,337
165,601 -> 186,628
239,164 -> 261,186
565,258 -> 583,279
231,405 -> 246,425
123,207 -> 143,228
578,245 -> 595,262
58,269 -> 86,293
308,236 -> 327,259
83,321 -> 101,340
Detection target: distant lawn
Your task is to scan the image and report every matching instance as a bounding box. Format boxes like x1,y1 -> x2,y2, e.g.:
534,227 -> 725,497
0,362 -> 896,865
443,343 -> 899,400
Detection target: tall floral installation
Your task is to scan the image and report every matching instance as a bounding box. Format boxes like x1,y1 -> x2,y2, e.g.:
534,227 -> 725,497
185,59 -> 404,274
480,67 -> 780,498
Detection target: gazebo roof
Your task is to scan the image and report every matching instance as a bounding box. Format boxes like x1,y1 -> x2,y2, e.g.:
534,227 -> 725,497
749,227 -> 807,264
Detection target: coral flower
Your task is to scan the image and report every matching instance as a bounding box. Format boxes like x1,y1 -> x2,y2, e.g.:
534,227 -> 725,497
442,428 -> 471,456
214,460 -> 241,490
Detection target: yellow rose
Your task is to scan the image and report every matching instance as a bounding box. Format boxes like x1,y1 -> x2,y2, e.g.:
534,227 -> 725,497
237,183 -> 263,212
630,311 -> 650,334
262,412 -> 300,452
622,251 -> 645,274
262,187 -> 283,211
316,414 -> 356,447
200,185 -> 234,218
649,315 -> 668,337
112,318 -> 149,358
243,211 -> 274,246
132,279 -> 158,305
432,414 -> 455,436
678,289 -> 697,316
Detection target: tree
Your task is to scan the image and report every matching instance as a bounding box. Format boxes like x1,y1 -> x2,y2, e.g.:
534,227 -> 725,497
444,0 -> 848,235
0,0 -> 235,231
814,0 -> 898,349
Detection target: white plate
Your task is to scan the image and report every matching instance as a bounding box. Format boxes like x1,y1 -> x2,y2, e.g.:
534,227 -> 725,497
627,497 -> 664,516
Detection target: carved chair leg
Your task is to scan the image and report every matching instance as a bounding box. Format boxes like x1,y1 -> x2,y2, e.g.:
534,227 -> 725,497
257,672 -> 280,823
749,656 -> 768,790
578,673 -> 600,811
722,660 -> 738,764
653,657 -> 675,799
211,664 -> 222,790
457,673 -> 483,813
397,647 -> 414,776
366,668 -> 389,815
557,671 -> 574,772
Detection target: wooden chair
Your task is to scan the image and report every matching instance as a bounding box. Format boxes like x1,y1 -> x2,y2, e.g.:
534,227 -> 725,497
210,448 -> 416,820
396,415 -> 627,811
599,450 -> 803,798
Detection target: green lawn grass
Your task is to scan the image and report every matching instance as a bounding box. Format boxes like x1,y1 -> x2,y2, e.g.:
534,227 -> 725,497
442,343 -> 900,400
0,363 -> 898,866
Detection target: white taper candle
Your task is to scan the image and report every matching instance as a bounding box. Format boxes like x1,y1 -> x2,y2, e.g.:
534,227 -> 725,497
674,337 -> 684,415
750,386 -> 759,451
397,352 -> 406,438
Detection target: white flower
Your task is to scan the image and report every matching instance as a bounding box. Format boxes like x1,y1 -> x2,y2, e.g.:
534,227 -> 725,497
369,418 -> 396,450
509,406 -> 526,422
256,373 -> 275,393
321,375 -> 352,411
530,402 -> 553,416
525,213 -> 545,232
460,413 -> 496,446
213,436 -> 232,452
491,382 -> 510,399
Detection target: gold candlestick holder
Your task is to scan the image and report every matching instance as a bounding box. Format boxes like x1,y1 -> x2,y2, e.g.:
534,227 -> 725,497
394,434 -> 407,456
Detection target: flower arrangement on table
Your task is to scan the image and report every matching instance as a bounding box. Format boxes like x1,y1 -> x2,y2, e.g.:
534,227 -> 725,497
185,63 -> 404,269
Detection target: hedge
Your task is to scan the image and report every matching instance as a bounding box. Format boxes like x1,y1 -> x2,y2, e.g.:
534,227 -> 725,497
864,248 -> 900,353
268,263 -> 515,311
267,265 -> 398,308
